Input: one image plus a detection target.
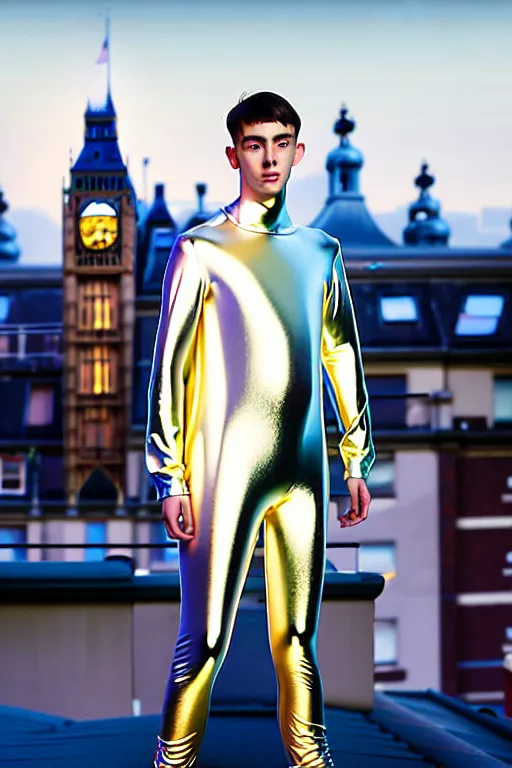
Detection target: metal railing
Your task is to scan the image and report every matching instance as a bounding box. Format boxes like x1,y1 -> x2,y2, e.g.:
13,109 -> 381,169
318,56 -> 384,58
0,323 -> 63,363
0,541 -> 361,570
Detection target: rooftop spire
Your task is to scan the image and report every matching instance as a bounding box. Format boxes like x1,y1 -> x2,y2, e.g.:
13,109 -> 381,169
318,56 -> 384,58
182,183 -> 213,232
403,162 -> 450,246
71,20 -> 123,174
310,105 -> 395,248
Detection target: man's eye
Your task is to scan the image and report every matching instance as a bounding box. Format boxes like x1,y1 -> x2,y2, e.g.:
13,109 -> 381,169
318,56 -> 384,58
278,142 -> 289,148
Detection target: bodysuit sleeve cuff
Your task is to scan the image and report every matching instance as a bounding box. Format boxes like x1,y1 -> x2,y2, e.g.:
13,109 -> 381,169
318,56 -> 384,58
152,474 -> 190,501
343,460 -> 364,481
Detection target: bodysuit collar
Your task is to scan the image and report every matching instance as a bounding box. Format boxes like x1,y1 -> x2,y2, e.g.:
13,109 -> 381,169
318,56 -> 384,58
222,196 -> 297,235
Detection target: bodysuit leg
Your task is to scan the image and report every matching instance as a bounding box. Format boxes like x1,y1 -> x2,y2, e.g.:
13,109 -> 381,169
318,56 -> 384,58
265,484 -> 334,768
153,476 -> 263,768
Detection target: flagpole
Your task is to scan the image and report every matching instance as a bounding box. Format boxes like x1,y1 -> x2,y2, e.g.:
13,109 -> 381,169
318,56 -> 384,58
106,13 -> 111,96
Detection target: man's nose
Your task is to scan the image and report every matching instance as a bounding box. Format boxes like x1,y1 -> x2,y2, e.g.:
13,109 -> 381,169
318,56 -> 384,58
262,150 -> 277,168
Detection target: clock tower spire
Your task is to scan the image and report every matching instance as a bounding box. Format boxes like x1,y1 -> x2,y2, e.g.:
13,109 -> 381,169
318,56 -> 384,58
62,72 -> 136,510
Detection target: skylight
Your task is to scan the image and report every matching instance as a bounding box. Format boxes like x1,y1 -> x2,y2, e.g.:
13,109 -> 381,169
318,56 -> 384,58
455,294 -> 504,336
380,295 -> 418,322
0,296 -> 10,323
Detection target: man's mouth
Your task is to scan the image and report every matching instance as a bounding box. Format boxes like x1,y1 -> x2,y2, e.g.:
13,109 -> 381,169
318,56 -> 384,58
262,173 -> 280,182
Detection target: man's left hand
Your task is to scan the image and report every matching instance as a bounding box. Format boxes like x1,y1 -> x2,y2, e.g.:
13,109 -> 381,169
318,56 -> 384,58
338,477 -> 371,528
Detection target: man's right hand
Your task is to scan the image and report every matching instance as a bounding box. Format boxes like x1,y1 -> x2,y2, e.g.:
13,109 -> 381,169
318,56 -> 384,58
162,495 -> 195,541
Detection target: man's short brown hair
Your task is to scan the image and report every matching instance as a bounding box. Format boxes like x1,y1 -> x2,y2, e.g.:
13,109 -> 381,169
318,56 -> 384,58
226,91 -> 301,143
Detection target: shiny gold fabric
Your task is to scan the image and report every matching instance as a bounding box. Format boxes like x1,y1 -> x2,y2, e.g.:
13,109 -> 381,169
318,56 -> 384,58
146,199 -> 374,768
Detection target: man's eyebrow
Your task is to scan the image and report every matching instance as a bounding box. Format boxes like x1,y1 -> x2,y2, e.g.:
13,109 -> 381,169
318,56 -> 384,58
241,132 -> 294,144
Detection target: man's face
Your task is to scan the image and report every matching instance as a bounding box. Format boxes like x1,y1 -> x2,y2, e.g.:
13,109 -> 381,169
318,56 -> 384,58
226,121 -> 305,201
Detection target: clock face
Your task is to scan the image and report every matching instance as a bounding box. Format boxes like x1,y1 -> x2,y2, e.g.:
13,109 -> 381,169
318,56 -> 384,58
79,201 -> 118,250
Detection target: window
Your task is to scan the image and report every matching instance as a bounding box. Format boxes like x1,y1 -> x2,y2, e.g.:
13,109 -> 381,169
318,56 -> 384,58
0,296 -> 9,322
0,296 -> 10,357
494,377 -> 512,425
85,521 -> 106,562
455,295 -> 504,336
43,333 -> 61,357
78,346 -> 117,395
0,527 -> 27,562
380,296 -> 418,323
78,281 -> 118,332
26,386 -> 54,426
374,619 -> 398,665
150,522 -> 179,567
359,543 -> 396,580
79,407 -> 115,450
0,455 -> 26,495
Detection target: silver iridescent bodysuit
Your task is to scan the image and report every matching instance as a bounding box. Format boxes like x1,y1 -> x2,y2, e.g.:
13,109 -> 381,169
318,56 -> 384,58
146,198 -> 375,767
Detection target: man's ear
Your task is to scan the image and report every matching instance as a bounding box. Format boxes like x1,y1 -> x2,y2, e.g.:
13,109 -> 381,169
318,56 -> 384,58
292,142 -> 305,167
225,146 -> 240,170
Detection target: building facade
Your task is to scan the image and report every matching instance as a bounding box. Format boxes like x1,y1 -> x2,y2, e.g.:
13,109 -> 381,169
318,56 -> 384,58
0,91 -> 511,710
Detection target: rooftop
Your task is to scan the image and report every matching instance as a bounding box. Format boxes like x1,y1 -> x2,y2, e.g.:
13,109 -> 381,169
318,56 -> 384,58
0,561 -> 511,767
1,691 -> 511,767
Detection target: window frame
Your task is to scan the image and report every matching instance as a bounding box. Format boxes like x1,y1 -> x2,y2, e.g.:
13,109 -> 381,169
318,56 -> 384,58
374,618 -> 399,666
0,455 -> 26,496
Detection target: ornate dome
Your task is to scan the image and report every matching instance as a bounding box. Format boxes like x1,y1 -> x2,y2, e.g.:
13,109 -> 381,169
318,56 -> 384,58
325,109 -> 363,184
403,163 -> 450,246
310,106 -> 395,248
0,188 -> 21,262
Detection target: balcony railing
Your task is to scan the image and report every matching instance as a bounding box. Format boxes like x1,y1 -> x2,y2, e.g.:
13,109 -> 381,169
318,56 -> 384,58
0,323 -> 63,369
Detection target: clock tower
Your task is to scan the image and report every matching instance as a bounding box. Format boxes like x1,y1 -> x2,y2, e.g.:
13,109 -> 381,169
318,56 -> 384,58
62,90 -> 136,509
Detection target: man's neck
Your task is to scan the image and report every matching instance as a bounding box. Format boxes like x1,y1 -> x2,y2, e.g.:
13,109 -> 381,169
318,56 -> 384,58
224,188 -> 295,234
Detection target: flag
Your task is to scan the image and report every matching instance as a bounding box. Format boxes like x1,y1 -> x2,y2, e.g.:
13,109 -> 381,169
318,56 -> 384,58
96,36 -> 109,65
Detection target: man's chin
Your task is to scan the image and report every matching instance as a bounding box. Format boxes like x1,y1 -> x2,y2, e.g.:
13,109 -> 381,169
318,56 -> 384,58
255,183 -> 286,201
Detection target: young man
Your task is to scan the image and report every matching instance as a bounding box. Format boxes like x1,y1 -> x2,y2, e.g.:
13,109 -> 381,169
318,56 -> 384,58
146,91 -> 375,768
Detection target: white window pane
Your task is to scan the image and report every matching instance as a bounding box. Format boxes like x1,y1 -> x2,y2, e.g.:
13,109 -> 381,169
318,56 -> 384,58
494,379 -> 512,422
380,296 -> 418,322
374,619 -> 397,665
360,543 -> 396,576
464,295 -> 504,318
455,315 -> 498,336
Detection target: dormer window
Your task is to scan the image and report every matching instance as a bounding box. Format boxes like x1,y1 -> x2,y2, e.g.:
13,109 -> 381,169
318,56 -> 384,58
380,295 -> 418,323
0,296 -> 10,322
455,294 -> 504,336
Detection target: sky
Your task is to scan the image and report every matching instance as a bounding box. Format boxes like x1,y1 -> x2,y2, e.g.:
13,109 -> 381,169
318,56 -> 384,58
1,0 -> 512,260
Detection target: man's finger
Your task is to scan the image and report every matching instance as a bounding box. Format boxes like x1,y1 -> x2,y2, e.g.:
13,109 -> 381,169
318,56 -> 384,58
359,490 -> 370,521
179,497 -> 195,536
350,488 -> 360,515
162,496 -> 195,541
164,513 -> 181,540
